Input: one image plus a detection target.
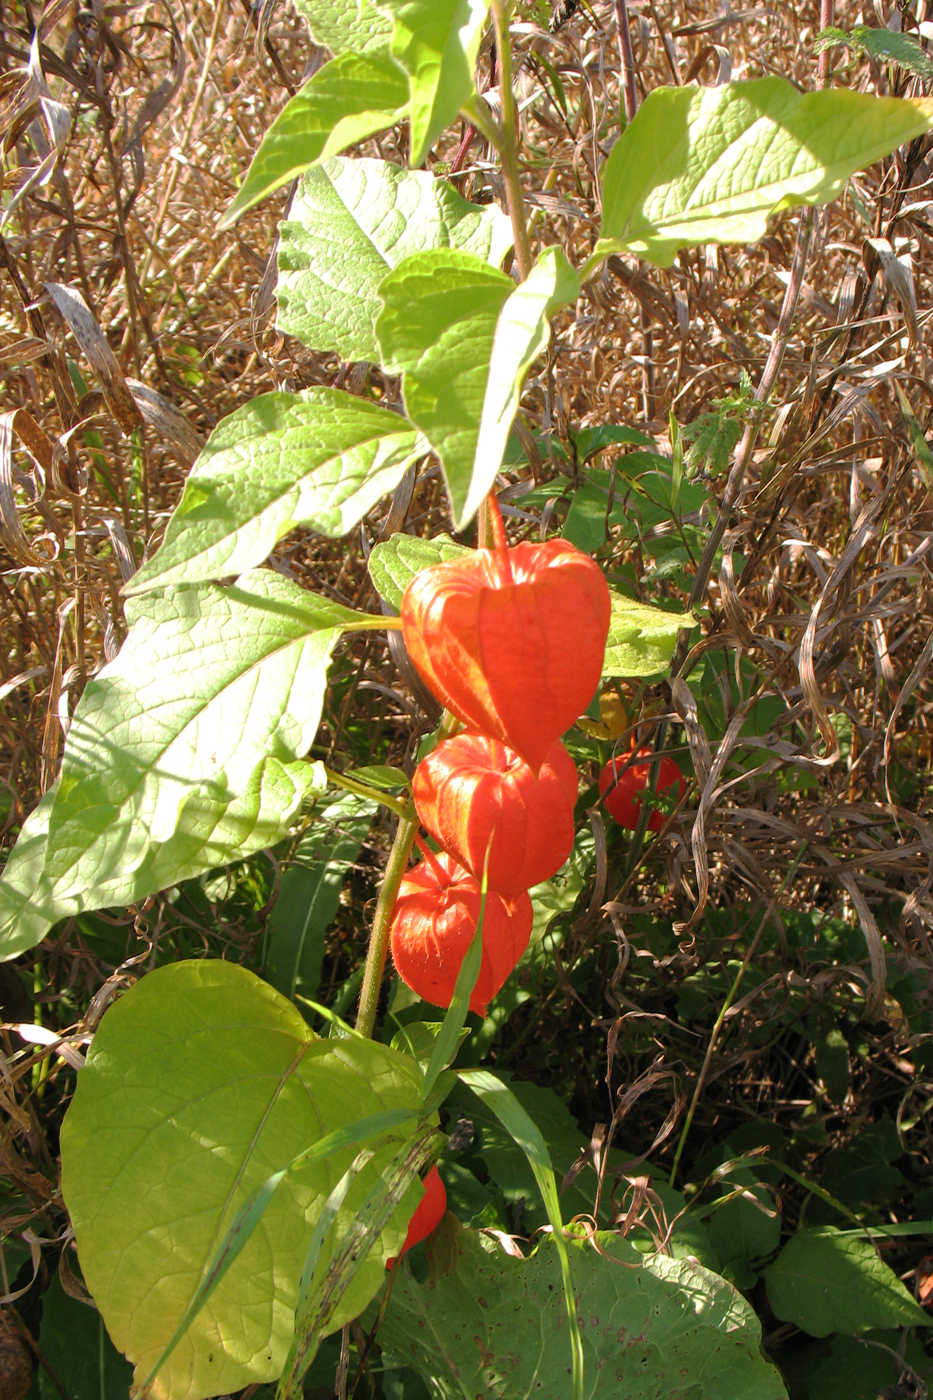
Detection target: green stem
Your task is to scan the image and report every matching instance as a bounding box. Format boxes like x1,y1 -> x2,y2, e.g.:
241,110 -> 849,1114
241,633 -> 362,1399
343,614 -> 403,633
323,765 -> 412,820
488,0 -> 532,280
355,812 -> 419,1039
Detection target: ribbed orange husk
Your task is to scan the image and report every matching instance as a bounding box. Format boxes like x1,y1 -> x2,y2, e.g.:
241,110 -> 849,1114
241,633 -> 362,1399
386,1165 -> 446,1270
401,539 -> 610,771
599,749 -> 685,832
389,851 -> 533,1014
412,733 -> 577,896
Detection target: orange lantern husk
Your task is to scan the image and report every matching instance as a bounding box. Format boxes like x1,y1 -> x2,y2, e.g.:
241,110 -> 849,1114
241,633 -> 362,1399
386,1164 -> 447,1270
401,537 -> 610,771
599,749 -> 685,832
412,733 -> 577,896
389,850 -> 532,1014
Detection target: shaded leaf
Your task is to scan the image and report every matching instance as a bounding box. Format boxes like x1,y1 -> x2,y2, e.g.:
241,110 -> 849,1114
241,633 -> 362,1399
765,1228 -> 932,1337
367,532 -> 472,611
37,1275 -> 134,1400
377,1223 -> 788,1398
264,792 -> 377,1002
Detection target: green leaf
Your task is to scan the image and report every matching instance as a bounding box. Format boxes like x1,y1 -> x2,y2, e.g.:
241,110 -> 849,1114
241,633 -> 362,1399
376,248 -> 513,527
814,25 -> 933,80
220,52 -> 409,227
806,1330 -> 933,1400
459,1068 -> 584,1398
277,157 -> 511,361
705,1165 -> 782,1288
765,1228 -> 933,1337
0,574 -> 362,959
375,0 -> 491,166
603,590 -> 695,678
264,792 -> 376,1002
292,0 -> 394,55
124,389 -> 425,595
60,961 -> 427,1400
38,1274 -> 134,1400
377,1223 -> 788,1398
466,246 -> 580,526
597,78 -> 933,267
367,531 -> 472,610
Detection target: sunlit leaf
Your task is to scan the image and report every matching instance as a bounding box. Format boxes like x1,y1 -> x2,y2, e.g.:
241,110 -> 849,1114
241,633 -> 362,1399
597,78 -> 933,267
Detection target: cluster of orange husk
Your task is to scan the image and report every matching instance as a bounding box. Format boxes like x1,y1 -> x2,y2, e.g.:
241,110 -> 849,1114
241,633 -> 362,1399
391,499 -> 611,1015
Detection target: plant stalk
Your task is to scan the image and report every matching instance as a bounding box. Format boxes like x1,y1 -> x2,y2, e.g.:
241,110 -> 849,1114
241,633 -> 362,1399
355,812 -> 419,1039
323,765 -> 411,820
489,0 -> 532,280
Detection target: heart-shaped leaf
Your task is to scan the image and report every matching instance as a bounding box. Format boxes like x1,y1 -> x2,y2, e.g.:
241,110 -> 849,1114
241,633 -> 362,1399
61,960 -> 427,1399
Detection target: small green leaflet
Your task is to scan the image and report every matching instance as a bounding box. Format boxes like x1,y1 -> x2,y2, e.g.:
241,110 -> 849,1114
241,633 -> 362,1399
814,25 -> 933,80
0,573 -> 369,959
124,389 -> 426,595
603,590 -> 695,678
60,961 -> 427,1400
368,532 -> 472,610
277,158 -> 511,361
292,0 -> 394,55
595,77 -> 933,268
375,0 -> 491,166
220,51 -> 408,227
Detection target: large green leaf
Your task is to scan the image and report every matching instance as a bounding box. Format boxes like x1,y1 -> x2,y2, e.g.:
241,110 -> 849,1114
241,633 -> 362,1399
465,246 -> 580,526
597,78 -> 933,267
603,590 -> 695,678
377,248 -> 512,526
292,0 -> 393,55
124,390 -> 424,595
0,573 -> 364,959
765,1228 -> 932,1337
60,960 -> 426,1400
377,1222 -> 788,1398
375,0 -> 490,165
219,52 -> 409,227
277,157 -> 512,361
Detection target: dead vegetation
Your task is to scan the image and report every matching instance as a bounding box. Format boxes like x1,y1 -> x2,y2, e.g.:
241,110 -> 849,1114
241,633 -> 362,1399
1,0 -> 932,1388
